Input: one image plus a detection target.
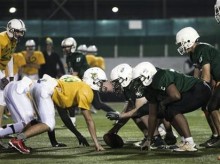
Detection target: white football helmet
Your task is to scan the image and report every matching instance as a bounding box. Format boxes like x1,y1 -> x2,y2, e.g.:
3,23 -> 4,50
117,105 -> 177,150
25,39 -> 36,51
61,37 -> 77,53
215,0 -> 220,23
87,45 -> 98,54
82,67 -> 107,91
110,63 -> 132,88
133,62 -> 157,86
176,27 -> 199,55
6,19 -> 26,40
77,44 -> 87,53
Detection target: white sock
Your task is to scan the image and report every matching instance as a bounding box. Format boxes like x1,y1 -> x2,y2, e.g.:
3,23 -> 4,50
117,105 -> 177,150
185,137 -> 194,145
181,136 -> 185,142
0,122 -> 24,137
70,117 -> 76,126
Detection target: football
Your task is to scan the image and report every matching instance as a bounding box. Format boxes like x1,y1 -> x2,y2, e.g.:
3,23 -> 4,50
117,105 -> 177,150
103,133 -> 124,148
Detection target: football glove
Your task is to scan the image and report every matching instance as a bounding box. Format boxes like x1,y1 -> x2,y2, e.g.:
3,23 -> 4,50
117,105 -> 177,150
106,111 -> 120,120
77,134 -> 90,147
0,77 -> 9,90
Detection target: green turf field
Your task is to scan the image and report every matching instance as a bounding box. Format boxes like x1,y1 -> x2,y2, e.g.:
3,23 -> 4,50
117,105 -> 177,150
0,102 -> 219,163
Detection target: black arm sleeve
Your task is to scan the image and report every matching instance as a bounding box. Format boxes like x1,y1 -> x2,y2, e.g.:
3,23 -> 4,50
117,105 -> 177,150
56,106 -> 81,137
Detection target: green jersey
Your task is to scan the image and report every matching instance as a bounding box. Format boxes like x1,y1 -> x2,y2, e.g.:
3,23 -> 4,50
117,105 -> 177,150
66,51 -> 90,78
190,43 -> 220,81
140,69 -> 201,103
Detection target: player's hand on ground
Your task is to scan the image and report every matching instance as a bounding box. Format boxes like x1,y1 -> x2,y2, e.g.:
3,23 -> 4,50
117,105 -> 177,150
77,135 -> 90,146
141,138 -> 151,151
95,144 -> 105,151
106,111 -> 120,120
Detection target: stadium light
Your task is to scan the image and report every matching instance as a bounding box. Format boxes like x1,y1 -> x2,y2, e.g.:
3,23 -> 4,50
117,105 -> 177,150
112,7 -> 119,13
9,7 -> 17,13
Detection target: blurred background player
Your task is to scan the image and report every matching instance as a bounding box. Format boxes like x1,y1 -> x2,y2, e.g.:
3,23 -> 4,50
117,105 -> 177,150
39,37 -> 65,78
21,39 -> 45,80
0,19 -> 26,127
86,45 -> 105,70
176,26 -> 220,148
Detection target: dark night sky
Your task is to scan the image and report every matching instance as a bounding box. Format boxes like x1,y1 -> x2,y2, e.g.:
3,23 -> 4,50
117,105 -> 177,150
0,0 -> 216,20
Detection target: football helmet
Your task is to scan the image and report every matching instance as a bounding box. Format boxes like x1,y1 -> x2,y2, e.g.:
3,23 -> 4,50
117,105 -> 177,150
77,44 -> 87,53
61,37 -> 77,53
133,62 -> 157,86
25,39 -> 36,51
176,27 -> 199,55
110,63 -> 132,88
215,0 -> 220,23
82,67 -> 107,91
6,19 -> 26,40
87,45 -> 98,54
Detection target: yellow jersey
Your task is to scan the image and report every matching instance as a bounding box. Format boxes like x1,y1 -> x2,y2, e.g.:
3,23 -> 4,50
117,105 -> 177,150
95,56 -> 105,70
86,54 -> 96,67
52,80 -> 94,109
5,53 -> 26,76
22,50 -> 45,75
0,31 -> 17,70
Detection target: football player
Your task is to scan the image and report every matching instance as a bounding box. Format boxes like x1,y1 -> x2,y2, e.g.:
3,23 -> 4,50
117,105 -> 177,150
126,62 -> 211,152
62,38 -> 115,114
0,19 -> 26,127
105,64 -> 176,149
176,27 -> 220,148
21,39 -> 45,80
8,68 -> 106,154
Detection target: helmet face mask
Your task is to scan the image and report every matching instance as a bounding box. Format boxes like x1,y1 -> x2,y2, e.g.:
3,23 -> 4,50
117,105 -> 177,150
7,19 -> 26,41
110,64 -> 132,88
176,27 -> 199,55
82,67 -> 107,91
111,79 -> 124,95
133,62 -> 157,87
61,37 -> 77,54
25,40 -> 36,51
215,3 -> 220,23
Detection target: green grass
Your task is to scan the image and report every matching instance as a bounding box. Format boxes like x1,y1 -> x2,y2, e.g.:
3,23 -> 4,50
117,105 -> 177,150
0,102 -> 219,164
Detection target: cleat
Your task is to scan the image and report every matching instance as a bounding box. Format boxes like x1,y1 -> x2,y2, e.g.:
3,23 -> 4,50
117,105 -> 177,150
173,142 -> 197,152
133,137 -> 147,147
150,135 -> 167,150
52,142 -> 67,147
206,136 -> 220,148
9,138 -> 31,154
199,135 -> 218,147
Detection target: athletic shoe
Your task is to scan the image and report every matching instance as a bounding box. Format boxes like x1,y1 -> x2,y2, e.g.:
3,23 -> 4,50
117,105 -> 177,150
150,135 -> 167,150
133,137 -> 147,147
164,132 -> 177,145
199,135 -> 218,147
9,138 -> 31,154
206,136 -> 220,148
173,142 -> 197,152
52,142 -> 67,147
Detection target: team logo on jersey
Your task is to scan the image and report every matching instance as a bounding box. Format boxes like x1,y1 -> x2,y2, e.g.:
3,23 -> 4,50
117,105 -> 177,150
160,86 -> 165,91
135,91 -> 143,97
199,56 -> 203,63
76,57 -> 81,62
